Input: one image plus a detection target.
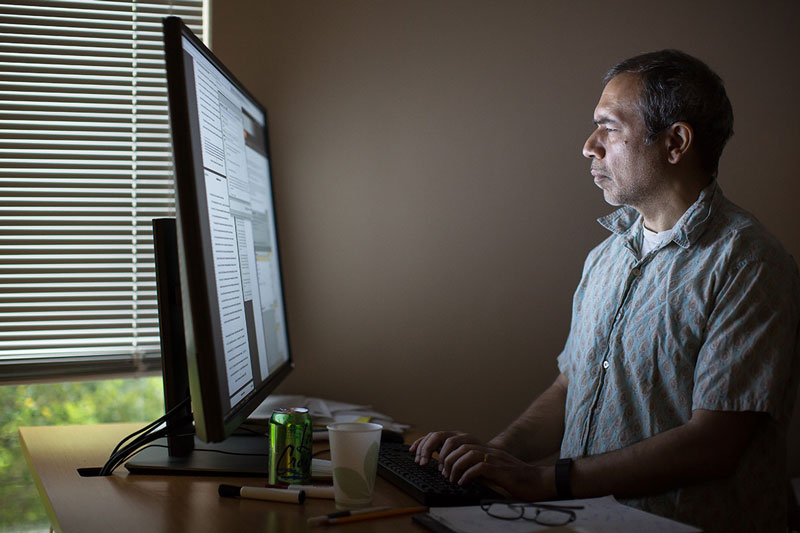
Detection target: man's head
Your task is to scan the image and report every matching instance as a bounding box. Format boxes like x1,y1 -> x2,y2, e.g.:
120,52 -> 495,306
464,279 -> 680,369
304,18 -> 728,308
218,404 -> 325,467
602,49 -> 734,179
583,50 -> 734,223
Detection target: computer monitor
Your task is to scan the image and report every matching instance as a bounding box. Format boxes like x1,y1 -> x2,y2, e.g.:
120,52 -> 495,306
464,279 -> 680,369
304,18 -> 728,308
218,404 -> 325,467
124,16 -> 293,475
163,15 -> 292,443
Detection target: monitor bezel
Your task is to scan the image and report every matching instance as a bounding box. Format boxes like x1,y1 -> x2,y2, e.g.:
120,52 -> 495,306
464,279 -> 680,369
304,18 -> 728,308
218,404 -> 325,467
162,16 -> 294,443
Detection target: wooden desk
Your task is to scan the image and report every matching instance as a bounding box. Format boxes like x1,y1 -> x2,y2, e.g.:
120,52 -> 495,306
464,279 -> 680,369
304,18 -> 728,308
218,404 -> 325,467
19,423 -> 427,533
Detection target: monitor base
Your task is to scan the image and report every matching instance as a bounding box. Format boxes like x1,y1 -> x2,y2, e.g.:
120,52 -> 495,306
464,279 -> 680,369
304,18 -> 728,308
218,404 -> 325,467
125,434 -> 269,476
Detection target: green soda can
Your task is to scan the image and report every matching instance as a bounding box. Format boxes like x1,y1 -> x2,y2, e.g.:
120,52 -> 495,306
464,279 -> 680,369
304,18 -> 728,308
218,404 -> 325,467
269,407 -> 312,485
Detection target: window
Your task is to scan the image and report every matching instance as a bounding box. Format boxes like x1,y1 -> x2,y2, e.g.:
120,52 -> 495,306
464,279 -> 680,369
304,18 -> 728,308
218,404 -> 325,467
0,0 -> 206,382
1,376 -> 165,530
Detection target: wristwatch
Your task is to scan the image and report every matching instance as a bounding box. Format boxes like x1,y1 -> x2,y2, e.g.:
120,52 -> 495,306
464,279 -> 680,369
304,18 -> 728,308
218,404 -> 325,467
555,457 -> 573,499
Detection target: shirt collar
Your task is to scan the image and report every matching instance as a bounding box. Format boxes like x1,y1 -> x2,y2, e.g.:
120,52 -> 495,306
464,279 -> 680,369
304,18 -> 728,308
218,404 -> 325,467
596,180 -> 721,250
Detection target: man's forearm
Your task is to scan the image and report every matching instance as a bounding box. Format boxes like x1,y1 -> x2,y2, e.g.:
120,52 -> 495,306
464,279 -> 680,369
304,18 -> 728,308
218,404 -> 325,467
488,373 -> 568,462
570,409 -> 762,499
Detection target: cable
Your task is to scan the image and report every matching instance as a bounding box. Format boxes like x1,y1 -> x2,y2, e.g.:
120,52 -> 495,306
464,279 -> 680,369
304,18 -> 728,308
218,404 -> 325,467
110,396 -> 191,458
99,397 -> 192,476
109,413 -> 167,458
100,424 -> 171,476
100,426 -> 171,476
139,443 -> 268,457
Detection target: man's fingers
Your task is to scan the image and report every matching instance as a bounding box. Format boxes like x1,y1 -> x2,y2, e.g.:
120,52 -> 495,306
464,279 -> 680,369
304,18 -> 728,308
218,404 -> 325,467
438,433 -> 484,468
456,460 -> 488,487
409,434 -> 435,454
410,431 -> 487,469
413,431 -> 455,466
446,447 -> 485,483
439,434 -> 468,459
412,434 -> 435,465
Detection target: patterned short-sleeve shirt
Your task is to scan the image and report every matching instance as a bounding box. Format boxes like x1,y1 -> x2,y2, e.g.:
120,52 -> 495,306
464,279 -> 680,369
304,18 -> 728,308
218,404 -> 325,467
557,181 -> 800,532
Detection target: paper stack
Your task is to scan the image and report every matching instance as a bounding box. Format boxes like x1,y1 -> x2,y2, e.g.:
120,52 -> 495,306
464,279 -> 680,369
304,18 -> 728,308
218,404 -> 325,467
244,394 -> 409,439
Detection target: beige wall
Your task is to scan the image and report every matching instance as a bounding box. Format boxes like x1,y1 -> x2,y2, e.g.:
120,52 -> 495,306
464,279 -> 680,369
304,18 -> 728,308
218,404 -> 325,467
210,1 -> 800,470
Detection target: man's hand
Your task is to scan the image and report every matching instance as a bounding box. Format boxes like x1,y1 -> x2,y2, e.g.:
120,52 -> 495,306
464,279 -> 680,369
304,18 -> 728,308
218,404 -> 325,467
409,373 -> 568,468
409,431 -> 484,467
440,444 -> 554,501
409,432 -> 555,500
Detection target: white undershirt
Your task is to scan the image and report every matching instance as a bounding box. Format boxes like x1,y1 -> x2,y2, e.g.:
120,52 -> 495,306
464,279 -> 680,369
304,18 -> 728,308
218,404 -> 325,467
641,224 -> 672,256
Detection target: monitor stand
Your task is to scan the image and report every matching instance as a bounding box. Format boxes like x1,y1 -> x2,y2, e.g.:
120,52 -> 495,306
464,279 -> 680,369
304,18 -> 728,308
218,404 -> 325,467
125,434 -> 270,476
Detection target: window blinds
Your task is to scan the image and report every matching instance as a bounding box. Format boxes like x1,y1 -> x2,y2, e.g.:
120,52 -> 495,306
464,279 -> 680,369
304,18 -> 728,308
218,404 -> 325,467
0,0 -> 205,382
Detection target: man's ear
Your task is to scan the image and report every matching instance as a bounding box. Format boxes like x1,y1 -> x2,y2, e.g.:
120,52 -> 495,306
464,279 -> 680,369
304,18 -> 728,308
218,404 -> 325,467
664,122 -> 693,165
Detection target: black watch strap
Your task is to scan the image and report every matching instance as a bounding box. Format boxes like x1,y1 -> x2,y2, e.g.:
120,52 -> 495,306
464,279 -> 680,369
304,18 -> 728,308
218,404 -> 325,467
555,457 -> 573,500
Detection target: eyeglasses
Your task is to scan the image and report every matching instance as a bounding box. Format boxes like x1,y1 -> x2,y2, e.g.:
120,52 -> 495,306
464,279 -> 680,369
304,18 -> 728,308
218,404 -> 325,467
480,500 -> 585,527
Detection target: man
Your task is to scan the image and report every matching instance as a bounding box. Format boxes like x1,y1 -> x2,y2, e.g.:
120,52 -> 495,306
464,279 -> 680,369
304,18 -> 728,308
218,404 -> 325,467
411,50 -> 800,532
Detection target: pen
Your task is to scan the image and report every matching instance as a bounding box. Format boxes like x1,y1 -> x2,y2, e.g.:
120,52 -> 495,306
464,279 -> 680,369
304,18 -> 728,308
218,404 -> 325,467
323,506 -> 428,526
264,483 -> 335,499
306,506 -> 391,527
218,484 -> 305,504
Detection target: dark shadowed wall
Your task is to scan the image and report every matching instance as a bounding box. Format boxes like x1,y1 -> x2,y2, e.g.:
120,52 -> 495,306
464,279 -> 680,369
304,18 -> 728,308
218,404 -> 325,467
209,1 -> 800,473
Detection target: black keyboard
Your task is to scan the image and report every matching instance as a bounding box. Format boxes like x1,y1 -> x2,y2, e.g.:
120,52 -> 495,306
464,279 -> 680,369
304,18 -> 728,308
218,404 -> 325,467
377,442 -> 502,507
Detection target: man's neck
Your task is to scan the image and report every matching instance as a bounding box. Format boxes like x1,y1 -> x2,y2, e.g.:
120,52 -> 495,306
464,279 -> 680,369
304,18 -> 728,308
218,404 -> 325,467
639,176 -> 712,232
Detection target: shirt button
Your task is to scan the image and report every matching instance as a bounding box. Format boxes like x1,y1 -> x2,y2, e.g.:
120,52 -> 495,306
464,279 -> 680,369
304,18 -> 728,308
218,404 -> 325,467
632,268 -> 640,276
602,360 -> 609,369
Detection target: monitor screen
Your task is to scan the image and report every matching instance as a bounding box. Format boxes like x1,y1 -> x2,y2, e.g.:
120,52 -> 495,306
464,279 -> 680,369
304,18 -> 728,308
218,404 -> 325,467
162,16 -> 292,443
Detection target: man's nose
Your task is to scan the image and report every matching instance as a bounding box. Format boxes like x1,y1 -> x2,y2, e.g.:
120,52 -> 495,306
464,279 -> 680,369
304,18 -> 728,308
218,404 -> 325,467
582,130 -> 604,159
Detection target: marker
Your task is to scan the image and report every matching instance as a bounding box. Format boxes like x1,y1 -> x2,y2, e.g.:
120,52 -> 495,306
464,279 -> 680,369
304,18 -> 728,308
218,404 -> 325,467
307,506 -> 391,527
218,484 -> 305,504
265,483 -> 335,499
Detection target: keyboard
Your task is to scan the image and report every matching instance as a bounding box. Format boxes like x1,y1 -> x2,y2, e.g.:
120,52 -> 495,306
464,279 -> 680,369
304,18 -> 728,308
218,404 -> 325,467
377,442 -> 503,507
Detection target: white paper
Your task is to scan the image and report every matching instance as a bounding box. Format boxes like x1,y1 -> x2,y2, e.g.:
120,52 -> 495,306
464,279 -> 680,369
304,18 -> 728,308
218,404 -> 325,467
246,395 -> 409,434
311,458 -> 332,480
428,495 -> 701,533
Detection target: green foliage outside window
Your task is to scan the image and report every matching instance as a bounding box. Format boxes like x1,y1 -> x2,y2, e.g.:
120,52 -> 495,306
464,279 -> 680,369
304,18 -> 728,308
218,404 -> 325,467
0,377 -> 164,532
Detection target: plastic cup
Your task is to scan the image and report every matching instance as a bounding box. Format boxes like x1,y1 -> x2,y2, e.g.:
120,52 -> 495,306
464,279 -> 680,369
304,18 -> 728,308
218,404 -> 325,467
326,422 -> 383,509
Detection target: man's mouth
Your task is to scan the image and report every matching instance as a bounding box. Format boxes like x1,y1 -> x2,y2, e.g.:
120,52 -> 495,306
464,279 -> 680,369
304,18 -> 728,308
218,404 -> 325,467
591,166 -> 610,181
